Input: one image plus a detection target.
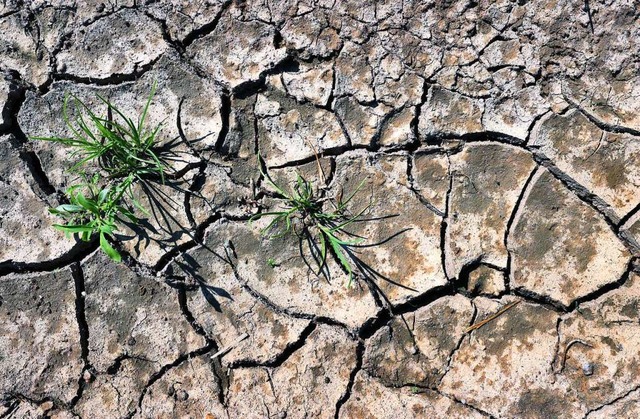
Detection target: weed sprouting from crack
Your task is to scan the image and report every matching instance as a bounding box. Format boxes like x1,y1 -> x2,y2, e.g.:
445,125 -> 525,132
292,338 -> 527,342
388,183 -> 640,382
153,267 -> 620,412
250,154 -> 407,288
32,82 -> 172,262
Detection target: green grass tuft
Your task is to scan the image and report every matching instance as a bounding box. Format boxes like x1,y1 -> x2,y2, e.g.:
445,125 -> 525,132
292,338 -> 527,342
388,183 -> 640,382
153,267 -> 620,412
32,83 -> 168,262
250,155 -> 372,287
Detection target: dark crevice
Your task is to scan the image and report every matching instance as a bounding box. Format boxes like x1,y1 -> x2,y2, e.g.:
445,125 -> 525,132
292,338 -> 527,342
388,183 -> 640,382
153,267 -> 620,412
369,105 -> 407,150
406,151 -> 444,216
434,389 -> 496,418
51,54 -> 162,87
105,353 -> 135,375
0,237 -> 99,277
532,152 -> 619,223
175,285 -> 228,406
503,165 -> 540,293
524,109 -> 551,145
68,262 -> 93,409
70,262 -> 90,362
152,212 -> 223,273
144,11 -> 180,50
618,201 -> 640,231
236,279 -> 315,321
585,383 -> 640,417
564,95 -> 640,138
267,143 -> 362,170
456,258 -> 509,298
214,92 -> 232,152
358,310 -> 392,340
393,284 -> 456,315
176,285 -> 212,339
568,258 -> 637,311
334,341 -> 364,419
180,0 -> 233,48
412,80 -> 430,144
440,156 -> 453,281
334,107 -> 353,147
183,163 -> 208,229
511,287 -> 573,313
550,316 -> 563,374
438,300 -> 476,387
176,98 -> 202,158
230,322 -> 316,369
2,72 -> 58,200
513,259 -> 636,313
232,55 -> 300,99
224,248 -> 359,333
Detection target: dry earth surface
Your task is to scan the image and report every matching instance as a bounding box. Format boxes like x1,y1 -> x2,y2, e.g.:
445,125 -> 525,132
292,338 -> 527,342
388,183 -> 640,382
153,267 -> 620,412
1,0 -> 640,418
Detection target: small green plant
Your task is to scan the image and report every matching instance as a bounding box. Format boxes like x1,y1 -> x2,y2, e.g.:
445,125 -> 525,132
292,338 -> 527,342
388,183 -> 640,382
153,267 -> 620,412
32,84 -> 168,261
266,258 -> 280,268
33,83 -> 166,182
49,175 -> 138,262
251,156 -> 371,287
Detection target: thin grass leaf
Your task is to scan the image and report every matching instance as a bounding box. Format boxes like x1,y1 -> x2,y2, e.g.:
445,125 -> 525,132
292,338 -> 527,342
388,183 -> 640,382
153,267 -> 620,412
138,81 -> 157,135
318,231 -> 328,276
100,232 -> 121,262
75,192 -> 100,214
53,224 -> 96,233
50,204 -> 84,213
327,234 -> 354,286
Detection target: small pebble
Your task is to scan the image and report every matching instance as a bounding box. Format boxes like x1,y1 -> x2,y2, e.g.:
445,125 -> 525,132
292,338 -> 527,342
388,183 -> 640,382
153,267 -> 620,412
82,370 -> 93,382
582,362 -> 594,376
176,389 -> 189,401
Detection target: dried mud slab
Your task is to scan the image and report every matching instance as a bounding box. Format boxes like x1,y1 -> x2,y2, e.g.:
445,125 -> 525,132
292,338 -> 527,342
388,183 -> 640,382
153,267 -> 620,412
75,357 -> 154,418
165,221 -> 311,366
419,87 -> 484,140
482,85 -> 549,141
340,370 -> 485,419
2,0 -> 640,417
146,0 -> 228,43
410,151 -> 450,214
56,9 -> 168,80
562,5 -> 640,132
445,142 -> 537,279
531,110 -> 640,218
73,251 -> 210,416
136,354 -> 227,419
333,96 -> 391,147
556,273 -> 640,413
439,298 -> 575,418
189,161 -> 255,223
364,295 -> 474,387
188,17 -> 287,89
198,220 -> 379,329
256,89 -> 348,167
0,135 -> 74,265
331,151 -> 446,305
0,13 -> 49,87
0,269 -> 82,405
282,61 -> 334,107
466,264 -> 506,296
226,325 -> 357,419
508,169 -> 631,308
81,251 -> 206,373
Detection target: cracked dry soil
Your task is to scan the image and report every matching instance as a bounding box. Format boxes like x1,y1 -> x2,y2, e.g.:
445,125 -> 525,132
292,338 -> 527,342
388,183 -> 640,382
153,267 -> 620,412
1,1 -> 640,418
